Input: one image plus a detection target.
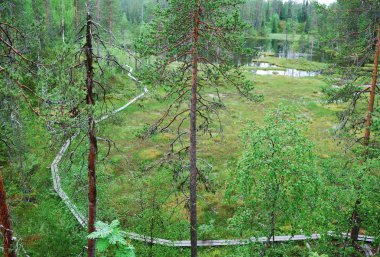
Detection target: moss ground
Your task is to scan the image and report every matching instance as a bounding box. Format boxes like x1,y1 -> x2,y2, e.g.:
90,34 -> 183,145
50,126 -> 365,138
11,57 -> 351,256
84,63 -> 341,241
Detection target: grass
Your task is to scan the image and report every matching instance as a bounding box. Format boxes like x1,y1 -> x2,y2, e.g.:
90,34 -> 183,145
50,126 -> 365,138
254,56 -> 329,71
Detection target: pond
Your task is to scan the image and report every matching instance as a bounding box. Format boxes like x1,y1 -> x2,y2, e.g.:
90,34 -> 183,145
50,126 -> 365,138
252,68 -> 319,77
247,38 -> 331,62
247,62 -> 320,78
236,37 -> 333,66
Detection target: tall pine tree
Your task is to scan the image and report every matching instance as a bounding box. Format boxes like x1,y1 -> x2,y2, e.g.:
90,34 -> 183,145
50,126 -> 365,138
136,0 -> 260,255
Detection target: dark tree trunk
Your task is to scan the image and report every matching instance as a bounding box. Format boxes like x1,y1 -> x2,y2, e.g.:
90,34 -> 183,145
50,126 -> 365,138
190,6 -> 200,257
85,12 -> 98,257
350,21 -> 380,244
0,171 -> 17,257
350,202 -> 361,245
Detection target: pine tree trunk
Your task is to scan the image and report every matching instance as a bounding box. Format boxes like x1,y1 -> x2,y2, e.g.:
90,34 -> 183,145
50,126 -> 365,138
190,6 -> 200,257
363,22 -> 380,146
350,21 -> 380,244
350,202 -> 360,245
0,170 -> 17,257
85,12 -> 97,257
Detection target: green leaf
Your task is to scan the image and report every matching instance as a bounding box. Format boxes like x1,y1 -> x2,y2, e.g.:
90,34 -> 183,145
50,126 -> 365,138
96,238 -> 110,253
115,246 -> 135,257
87,220 -> 134,256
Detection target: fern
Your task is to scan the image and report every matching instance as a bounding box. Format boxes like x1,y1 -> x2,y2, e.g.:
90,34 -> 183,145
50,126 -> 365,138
88,220 -> 135,257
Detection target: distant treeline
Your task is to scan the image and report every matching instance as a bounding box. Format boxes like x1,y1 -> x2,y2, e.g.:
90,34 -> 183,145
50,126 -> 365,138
240,0 -> 316,36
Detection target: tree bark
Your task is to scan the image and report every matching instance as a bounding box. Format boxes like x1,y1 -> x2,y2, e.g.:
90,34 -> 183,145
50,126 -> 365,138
0,170 -> 17,257
363,22 -> 380,146
85,12 -> 98,257
350,202 -> 361,245
350,21 -> 380,244
190,5 -> 200,257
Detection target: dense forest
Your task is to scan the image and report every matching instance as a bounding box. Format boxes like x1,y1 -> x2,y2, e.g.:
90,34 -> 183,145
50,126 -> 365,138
0,0 -> 380,256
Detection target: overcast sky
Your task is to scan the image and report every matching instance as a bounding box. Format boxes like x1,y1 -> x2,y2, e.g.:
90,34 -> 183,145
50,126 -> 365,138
294,0 -> 336,4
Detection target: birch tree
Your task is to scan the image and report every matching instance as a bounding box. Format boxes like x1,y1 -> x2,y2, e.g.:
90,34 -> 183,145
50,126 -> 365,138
227,107 -> 318,256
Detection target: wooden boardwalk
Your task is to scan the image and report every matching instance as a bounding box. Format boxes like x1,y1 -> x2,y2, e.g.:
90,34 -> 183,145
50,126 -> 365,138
127,232 -> 374,247
50,65 -> 376,247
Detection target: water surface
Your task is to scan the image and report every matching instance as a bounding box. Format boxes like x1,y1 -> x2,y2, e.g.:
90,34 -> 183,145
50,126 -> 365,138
249,62 -> 320,77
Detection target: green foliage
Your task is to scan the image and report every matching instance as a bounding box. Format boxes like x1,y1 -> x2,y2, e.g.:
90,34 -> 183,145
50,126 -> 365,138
314,0 -> 380,66
312,151 -> 380,255
270,13 -> 280,33
1,0 -> 379,256
227,106 -> 319,240
241,0 -> 317,36
373,107 -> 380,140
199,219 -> 215,240
135,0 -> 262,213
88,220 -> 135,257
321,83 -> 360,103
135,0 -> 260,102
309,252 -> 328,257
133,123 -> 154,139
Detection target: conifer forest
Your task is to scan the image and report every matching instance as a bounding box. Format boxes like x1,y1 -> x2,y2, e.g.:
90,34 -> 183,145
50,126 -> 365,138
1,0 -> 380,256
